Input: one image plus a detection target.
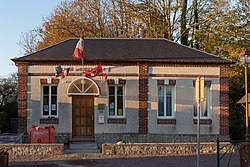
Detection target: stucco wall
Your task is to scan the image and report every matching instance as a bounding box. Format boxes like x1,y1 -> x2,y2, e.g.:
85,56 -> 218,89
27,65 -> 82,133
150,66 -> 220,76
94,66 -> 139,134
26,64 -> 222,140
94,78 -> 139,134
27,75 -> 73,133
27,65 -> 139,135
148,66 -> 220,135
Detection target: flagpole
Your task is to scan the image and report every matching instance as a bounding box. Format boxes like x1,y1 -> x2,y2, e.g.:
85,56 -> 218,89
81,29 -> 85,92
81,29 -> 84,74
81,29 -> 85,72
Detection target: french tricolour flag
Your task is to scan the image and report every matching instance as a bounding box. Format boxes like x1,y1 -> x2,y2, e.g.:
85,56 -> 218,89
73,38 -> 84,59
62,68 -> 70,79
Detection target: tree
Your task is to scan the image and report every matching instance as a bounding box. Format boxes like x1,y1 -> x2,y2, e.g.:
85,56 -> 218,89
229,64 -> 246,140
192,0 -> 199,49
180,0 -> 188,45
18,29 -> 39,55
193,0 -> 249,59
0,74 -> 17,111
0,73 -> 18,133
107,0 -> 145,38
0,112 -> 8,133
138,0 -> 182,39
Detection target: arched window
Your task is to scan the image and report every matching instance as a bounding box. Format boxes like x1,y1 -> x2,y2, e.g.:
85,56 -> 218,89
67,77 -> 100,96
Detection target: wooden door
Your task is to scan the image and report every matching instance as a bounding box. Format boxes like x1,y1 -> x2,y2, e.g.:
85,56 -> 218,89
72,96 -> 94,137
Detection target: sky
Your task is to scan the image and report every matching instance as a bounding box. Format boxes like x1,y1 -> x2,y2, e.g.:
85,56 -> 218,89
0,0 -> 63,78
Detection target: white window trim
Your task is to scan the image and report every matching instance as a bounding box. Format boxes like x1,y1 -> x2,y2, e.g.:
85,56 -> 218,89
193,85 -> 211,119
41,85 -> 58,118
107,84 -> 126,118
157,85 -> 175,119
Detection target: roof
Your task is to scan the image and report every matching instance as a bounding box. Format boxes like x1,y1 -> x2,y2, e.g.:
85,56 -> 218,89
12,38 -> 231,64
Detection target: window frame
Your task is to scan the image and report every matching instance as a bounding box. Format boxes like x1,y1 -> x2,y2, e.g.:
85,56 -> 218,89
107,84 -> 125,118
193,84 -> 211,119
157,84 -> 175,119
41,84 -> 58,118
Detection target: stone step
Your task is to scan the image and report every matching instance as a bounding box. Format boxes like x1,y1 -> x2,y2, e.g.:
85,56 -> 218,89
64,149 -> 101,154
69,143 -> 98,150
72,137 -> 95,143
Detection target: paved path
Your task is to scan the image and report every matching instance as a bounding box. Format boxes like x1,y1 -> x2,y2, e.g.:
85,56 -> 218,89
9,153 -> 240,167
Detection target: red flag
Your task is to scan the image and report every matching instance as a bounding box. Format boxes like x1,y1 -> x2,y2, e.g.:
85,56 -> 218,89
104,74 -> 108,81
97,64 -> 103,73
85,64 -> 102,78
73,38 -> 84,59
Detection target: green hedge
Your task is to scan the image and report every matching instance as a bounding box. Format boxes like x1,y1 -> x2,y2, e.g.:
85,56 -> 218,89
0,112 -> 8,133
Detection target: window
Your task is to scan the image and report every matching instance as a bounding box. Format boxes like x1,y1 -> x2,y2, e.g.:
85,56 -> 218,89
108,85 -> 124,117
158,85 -> 174,117
42,85 -> 58,117
194,85 -> 210,118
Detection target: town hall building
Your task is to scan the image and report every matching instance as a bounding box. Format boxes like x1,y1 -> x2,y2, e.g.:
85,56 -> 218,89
12,38 -> 231,144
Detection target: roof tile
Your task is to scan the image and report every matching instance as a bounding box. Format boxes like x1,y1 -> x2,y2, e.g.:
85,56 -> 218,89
13,38 -> 230,63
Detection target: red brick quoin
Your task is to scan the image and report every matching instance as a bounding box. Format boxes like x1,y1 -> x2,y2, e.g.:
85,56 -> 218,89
17,63 -> 28,133
139,64 -> 149,134
220,65 -> 229,135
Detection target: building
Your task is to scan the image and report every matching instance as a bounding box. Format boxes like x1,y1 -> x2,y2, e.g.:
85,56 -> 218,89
12,38 -> 231,143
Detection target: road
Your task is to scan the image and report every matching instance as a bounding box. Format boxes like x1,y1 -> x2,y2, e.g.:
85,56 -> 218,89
9,153 -> 240,167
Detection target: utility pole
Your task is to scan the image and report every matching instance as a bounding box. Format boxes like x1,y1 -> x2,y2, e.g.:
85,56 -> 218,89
195,77 -> 204,167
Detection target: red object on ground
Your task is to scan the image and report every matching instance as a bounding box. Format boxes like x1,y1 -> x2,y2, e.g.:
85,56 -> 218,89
29,125 -> 55,144
240,142 -> 250,167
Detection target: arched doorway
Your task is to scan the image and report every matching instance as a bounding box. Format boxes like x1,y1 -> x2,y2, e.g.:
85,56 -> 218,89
67,77 -> 100,137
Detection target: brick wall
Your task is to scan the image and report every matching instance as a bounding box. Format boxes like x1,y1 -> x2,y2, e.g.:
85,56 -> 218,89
17,63 -> 28,133
220,65 -> 230,135
139,64 -> 149,134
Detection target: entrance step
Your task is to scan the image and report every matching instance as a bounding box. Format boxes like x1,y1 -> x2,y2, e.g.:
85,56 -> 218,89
64,149 -> 100,154
69,143 -> 98,150
71,137 -> 95,143
64,137 -> 100,154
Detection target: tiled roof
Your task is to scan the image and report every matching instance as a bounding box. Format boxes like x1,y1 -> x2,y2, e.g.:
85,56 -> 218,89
12,38 -> 230,63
